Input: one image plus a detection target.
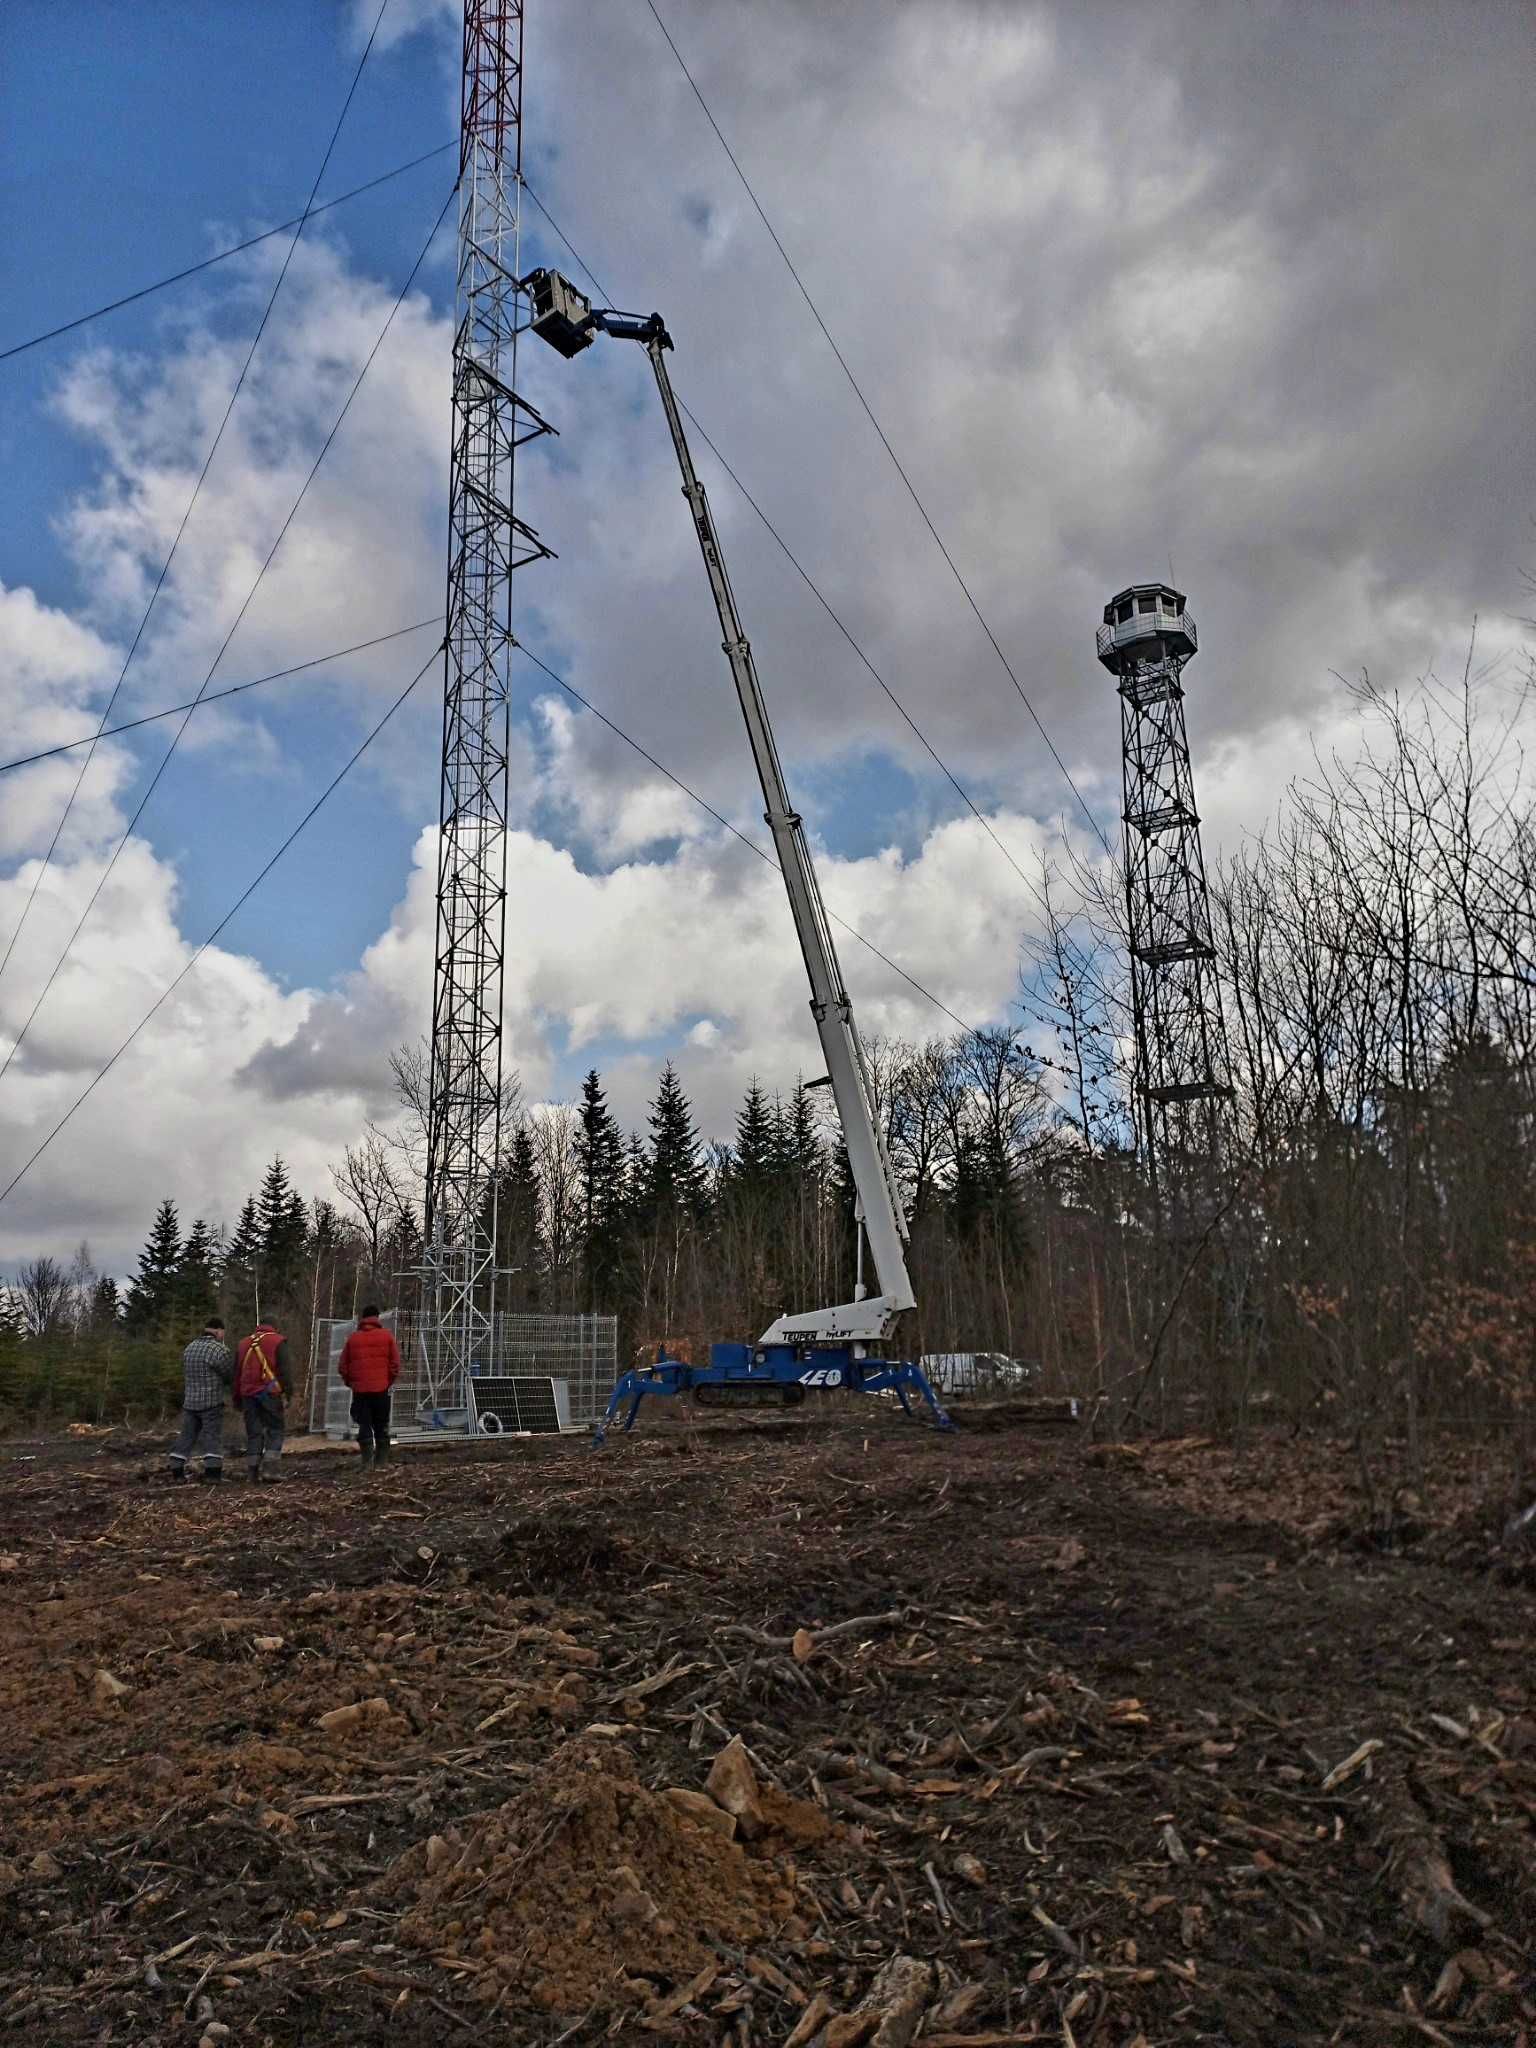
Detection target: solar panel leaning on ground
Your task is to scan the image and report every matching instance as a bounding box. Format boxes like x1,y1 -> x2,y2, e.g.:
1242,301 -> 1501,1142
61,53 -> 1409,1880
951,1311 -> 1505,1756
467,1375 -> 572,1435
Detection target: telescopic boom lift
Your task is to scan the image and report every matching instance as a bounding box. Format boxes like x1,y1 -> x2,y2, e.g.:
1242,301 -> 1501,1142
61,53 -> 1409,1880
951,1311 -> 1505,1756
523,269 -> 951,1442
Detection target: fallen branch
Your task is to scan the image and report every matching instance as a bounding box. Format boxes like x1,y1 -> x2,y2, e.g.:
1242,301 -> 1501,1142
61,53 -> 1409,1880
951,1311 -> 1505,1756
717,1608 -> 908,1651
921,2036 -> 1041,2046
354,1967 -> 473,2029
287,1790 -> 402,1815
783,1991 -> 834,2048
820,1783 -> 902,1830
824,1954 -> 932,2048
638,1959 -> 718,2029
1374,1776 -> 1493,1945
805,1748 -> 908,1795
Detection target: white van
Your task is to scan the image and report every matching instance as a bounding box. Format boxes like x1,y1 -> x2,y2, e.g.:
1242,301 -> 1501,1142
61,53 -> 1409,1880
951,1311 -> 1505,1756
920,1351 -> 1040,1395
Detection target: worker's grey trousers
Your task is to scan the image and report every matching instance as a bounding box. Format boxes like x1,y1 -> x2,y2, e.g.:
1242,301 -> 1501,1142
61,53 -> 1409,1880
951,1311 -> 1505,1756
169,1404 -> 224,1474
243,1397 -> 285,1475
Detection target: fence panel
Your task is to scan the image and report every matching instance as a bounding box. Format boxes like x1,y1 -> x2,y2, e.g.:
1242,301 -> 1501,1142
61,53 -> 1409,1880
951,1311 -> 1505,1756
309,1310 -> 616,1437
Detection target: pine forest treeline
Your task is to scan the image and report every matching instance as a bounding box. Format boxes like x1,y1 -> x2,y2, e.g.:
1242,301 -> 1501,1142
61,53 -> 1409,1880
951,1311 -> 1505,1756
0,1039 -> 1052,1428
2,662 -> 1534,1494
0,1157 -> 378,1426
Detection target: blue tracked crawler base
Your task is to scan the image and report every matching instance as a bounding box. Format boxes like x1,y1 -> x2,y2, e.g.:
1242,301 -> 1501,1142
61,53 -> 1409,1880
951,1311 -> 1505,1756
593,1341 -> 954,1446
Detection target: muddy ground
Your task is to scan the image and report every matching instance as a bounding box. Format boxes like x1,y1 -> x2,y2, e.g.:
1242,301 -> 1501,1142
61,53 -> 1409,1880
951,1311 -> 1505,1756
0,1406 -> 1532,2046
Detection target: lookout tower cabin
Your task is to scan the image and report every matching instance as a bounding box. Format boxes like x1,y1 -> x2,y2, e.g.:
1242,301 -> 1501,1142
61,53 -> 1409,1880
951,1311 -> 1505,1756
1095,583 -> 1197,671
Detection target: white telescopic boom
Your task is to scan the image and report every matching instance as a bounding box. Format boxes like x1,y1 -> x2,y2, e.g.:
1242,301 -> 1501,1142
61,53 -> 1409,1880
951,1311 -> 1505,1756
641,335 -> 914,1344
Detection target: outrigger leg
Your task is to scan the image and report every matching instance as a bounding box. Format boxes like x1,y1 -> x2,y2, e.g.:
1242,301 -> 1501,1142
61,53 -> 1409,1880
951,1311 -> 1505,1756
591,1349 -> 689,1447
862,1359 -> 955,1430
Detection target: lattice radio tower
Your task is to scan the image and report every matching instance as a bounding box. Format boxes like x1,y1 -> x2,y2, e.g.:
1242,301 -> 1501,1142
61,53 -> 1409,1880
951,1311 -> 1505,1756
1096,584 -> 1231,1199
425,0 -> 555,1400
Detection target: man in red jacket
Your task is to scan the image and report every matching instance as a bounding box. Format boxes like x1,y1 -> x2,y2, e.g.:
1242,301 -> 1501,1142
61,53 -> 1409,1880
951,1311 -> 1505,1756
338,1306 -> 402,1472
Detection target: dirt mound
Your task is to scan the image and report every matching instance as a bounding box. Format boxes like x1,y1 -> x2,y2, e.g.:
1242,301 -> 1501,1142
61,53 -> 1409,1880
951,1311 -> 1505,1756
471,1512 -> 630,1592
326,1510 -> 631,1594
382,1738 -> 797,2014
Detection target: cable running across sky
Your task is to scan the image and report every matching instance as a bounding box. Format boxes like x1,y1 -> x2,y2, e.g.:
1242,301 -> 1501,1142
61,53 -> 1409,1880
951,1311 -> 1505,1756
519,183 -> 1037,896
3,138 -> 1080,1050
0,0 -> 400,995
640,0 -> 1116,864
0,16 -> 1097,1188
519,179 -> 1083,1038
0,183 -> 457,1088
513,640 -> 982,1040
0,603 -> 1005,1217
0,142 -> 455,367
0,608 -> 982,1035
0,647 -> 440,1213
0,621 -> 442,776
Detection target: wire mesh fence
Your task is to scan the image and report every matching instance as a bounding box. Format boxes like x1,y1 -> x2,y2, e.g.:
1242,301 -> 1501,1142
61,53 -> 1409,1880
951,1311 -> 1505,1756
309,1310 -> 618,1438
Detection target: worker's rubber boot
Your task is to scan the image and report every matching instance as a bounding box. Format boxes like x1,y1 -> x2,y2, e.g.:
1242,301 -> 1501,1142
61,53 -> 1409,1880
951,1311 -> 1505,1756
375,1441 -> 391,1468
201,1465 -> 223,1484
358,1444 -> 374,1475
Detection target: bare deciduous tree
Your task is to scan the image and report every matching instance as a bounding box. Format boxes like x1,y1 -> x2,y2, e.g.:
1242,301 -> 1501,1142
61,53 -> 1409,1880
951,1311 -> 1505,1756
330,1133 -> 408,1283
14,1257 -> 73,1340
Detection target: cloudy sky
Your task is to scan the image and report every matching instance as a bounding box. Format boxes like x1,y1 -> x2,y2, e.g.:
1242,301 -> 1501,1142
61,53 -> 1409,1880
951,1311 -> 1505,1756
1,0 -> 1531,1273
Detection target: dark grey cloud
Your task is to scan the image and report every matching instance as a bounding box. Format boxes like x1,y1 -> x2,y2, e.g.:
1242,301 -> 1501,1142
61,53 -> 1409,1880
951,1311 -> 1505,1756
500,0 -> 1533,837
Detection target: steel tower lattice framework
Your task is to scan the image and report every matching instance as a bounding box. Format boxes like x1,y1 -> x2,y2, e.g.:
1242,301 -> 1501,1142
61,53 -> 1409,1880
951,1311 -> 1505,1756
425,0 -> 554,1401
1096,585 -> 1231,1198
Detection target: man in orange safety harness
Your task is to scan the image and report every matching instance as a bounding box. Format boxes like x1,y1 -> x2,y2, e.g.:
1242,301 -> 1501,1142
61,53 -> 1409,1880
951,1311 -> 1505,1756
235,1320 -> 295,1482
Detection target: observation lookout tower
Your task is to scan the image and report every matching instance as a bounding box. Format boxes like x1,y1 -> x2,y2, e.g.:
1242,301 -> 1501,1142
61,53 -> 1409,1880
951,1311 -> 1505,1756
1096,582 -> 1197,673
1095,582 -> 1229,1188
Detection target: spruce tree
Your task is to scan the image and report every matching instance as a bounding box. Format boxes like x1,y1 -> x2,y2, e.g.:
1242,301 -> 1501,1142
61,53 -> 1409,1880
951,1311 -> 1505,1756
223,1196 -> 262,1329
620,1132 -> 648,1222
256,1160 -> 308,1304
309,1200 -> 345,1264
0,1285 -> 22,1410
87,1276 -> 122,1331
176,1218 -> 221,1328
729,1079 -> 776,1198
308,1200 -> 347,1321
644,1062 -> 708,1220
227,1198 -> 260,1267
723,1081 -> 778,1240
124,1199 -> 182,1336
776,1081 -> 828,1309
631,1063 -> 708,1336
575,1069 -> 625,1310
950,1125 -> 987,1243
719,1078 -> 779,1330
497,1124 -> 545,1308
778,1081 -> 825,1180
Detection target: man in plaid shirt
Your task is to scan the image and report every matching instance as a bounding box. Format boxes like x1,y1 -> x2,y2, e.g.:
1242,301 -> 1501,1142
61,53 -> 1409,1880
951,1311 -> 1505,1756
168,1317 -> 235,1482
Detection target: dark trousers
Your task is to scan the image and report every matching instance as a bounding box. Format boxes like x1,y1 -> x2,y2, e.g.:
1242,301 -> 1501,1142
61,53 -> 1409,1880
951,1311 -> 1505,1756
351,1390 -> 392,1455
170,1404 -> 224,1473
243,1395 -> 285,1472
